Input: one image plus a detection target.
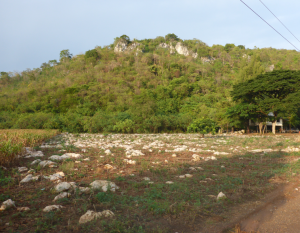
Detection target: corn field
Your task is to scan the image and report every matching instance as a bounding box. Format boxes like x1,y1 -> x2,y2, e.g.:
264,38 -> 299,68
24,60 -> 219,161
0,129 -> 58,166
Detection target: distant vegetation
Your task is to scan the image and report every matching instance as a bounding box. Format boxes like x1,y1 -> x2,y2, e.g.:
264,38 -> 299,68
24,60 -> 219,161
1,34 -> 300,133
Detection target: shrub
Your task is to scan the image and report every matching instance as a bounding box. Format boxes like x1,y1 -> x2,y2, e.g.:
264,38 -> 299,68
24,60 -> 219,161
187,118 -> 217,137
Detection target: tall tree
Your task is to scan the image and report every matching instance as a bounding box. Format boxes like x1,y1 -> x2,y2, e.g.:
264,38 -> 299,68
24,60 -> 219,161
231,70 -> 300,134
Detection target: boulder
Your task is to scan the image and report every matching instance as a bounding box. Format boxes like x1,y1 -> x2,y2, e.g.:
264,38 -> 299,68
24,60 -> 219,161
18,167 -> 28,173
43,205 -> 63,212
217,192 -> 226,201
39,160 -> 57,168
20,174 -> 39,183
90,180 -> 119,192
53,192 -> 71,202
0,199 -> 15,211
79,210 -> 114,224
54,182 -> 72,193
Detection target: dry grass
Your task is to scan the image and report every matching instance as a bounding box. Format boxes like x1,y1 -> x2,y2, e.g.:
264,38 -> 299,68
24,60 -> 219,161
0,129 -> 59,166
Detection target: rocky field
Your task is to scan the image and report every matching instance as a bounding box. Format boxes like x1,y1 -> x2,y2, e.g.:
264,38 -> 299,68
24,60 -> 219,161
1,132 -> 300,232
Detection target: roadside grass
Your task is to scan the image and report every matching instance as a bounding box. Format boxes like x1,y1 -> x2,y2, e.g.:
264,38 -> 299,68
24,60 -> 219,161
0,129 -> 59,166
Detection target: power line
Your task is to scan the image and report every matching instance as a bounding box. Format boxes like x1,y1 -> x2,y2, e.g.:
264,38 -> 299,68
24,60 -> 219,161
240,0 -> 300,51
259,0 -> 300,44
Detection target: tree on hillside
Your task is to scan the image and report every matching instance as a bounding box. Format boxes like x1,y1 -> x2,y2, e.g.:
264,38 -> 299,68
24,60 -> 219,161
165,33 -> 180,41
231,70 -> 300,134
60,49 -> 72,61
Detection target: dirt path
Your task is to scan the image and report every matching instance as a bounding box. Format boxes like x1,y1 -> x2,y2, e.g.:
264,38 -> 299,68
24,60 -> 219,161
239,181 -> 300,233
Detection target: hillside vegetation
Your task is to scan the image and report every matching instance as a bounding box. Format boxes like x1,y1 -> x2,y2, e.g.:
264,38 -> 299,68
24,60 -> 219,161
1,34 -> 300,133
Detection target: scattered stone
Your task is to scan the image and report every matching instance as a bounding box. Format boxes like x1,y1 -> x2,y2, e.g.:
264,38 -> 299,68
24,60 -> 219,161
43,205 -> 63,212
192,154 -> 200,161
179,175 -> 185,179
196,167 -> 204,171
20,174 -> 39,183
54,182 -> 73,193
166,181 -> 174,184
172,154 -> 177,158
27,169 -> 35,174
221,165 -> 225,168
185,174 -> 193,178
25,151 -> 44,158
0,199 -> 15,211
31,159 -> 41,165
104,164 -> 114,170
48,172 -> 65,181
78,187 -> 90,193
148,182 -> 154,184
75,161 -> 81,163
48,154 -> 70,161
53,192 -> 71,202
165,160 -> 168,163
82,149 -> 87,153
217,192 -> 226,201
18,167 -> 28,173
123,159 -> 136,165
83,158 -> 90,161
79,210 -> 114,224
17,207 -> 30,211
90,180 -> 119,192
63,153 -> 82,158
130,174 -> 135,176
189,167 -> 196,171
105,149 -> 112,155
39,160 -> 57,168
143,177 -> 150,181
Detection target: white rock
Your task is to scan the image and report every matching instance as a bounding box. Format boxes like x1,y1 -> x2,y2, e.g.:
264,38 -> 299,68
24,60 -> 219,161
78,187 -> 90,193
54,182 -> 72,193
83,158 -> 90,161
123,159 -> 136,165
63,153 -> 82,158
25,151 -> 44,158
179,175 -> 185,179
196,167 -> 204,171
39,160 -> 57,168
49,172 -> 65,181
48,154 -> 70,161
172,154 -> 177,158
31,159 -> 41,165
53,192 -> 71,202
90,180 -> 119,192
165,160 -> 168,163
192,154 -> 200,161
105,149 -> 112,155
75,161 -> 81,163
43,205 -> 63,212
221,165 -> 225,168
185,174 -> 193,178
189,167 -> 196,171
0,199 -> 15,211
79,210 -> 114,224
104,164 -> 114,170
20,174 -> 39,183
217,192 -> 226,201
143,177 -> 150,181
17,207 -> 30,211
166,181 -> 174,184
18,167 -> 28,173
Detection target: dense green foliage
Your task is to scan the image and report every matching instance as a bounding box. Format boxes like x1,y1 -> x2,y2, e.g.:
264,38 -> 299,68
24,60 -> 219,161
229,70 -> 300,131
1,34 -> 300,133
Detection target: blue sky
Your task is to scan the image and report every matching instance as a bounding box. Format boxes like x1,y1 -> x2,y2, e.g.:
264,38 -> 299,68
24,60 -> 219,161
1,0 -> 300,72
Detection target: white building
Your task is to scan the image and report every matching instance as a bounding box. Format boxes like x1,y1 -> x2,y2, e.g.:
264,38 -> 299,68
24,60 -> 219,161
249,112 -> 283,131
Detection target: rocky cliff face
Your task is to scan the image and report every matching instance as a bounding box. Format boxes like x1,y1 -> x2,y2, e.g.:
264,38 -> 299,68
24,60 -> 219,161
114,41 -> 141,54
158,42 -> 198,58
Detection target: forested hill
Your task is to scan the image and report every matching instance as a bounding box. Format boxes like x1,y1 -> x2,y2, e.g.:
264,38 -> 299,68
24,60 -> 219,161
0,34 -> 299,133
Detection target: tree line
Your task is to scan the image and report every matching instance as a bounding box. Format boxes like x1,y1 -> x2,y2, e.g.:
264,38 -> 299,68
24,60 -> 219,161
1,34 -> 300,133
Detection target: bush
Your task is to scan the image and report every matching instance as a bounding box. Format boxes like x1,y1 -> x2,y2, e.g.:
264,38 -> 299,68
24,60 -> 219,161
187,118 -> 217,137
